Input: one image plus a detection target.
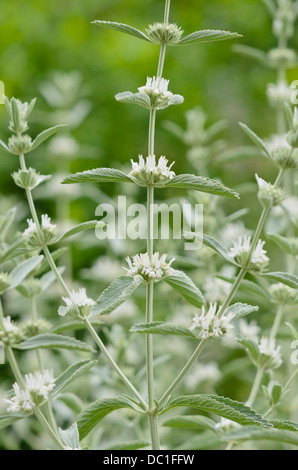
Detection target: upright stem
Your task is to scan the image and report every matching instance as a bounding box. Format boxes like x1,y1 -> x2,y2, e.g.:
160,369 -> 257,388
84,318 -> 147,410
246,366 -> 265,408
269,303 -> 284,341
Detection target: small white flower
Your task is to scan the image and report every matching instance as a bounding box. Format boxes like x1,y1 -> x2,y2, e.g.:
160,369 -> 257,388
23,214 -> 57,248
259,337 -> 282,369
238,319 -> 260,342
116,76 -> 184,110
266,134 -> 291,154
190,303 -> 235,339
5,371 -> 55,413
125,252 -> 175,281
255,174 -> 286,207
203,276 -> 230,303
139,77 -> 172,99
229,236 -> 269,271
267,81 -> 293,107
129,155 -> 175,186
58,288 -> 96,319
215,418 -> 241,433
64,446 -> 81,451
3,317 -> 18,334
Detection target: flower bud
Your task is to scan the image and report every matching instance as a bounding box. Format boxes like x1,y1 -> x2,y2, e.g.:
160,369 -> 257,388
256,174 -> 286,208
267,48 -> 296,68
286,130 -> 298,148
8,134 -> 32,155
146,22 -> 183,45
269,283 -> 298,305
17,278 -> 43,298
12,168 -> 38,190
272,146 -> 298,170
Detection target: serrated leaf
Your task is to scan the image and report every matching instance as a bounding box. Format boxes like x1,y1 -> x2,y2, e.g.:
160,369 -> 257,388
179,30 -> 241,45
49,360 -> 98,400
225,302 -> 259,319
239,123 -> 272,159
15,334 -> 95,353
130,321 -> 197,338
164,174 -> 239,199
77,397 -> 134,439
92,20 -> 151,42
91,275 -> 144,317
0,414 -> 26,430
104,440 -> 150,450
56,393 -> 84,415
58,423 -> 80,449
159,395 -> 271,428
177,431 -> 221,450
221,426 -> 298,446
165,270 -> 205,307
62,168 -> 132,185
259,272 -> 298,289
267,233 -> 298,256
9,255 -> 43,290
57,220 -> 102,242
270,419 -> 298,432
31,125 -> 67,151
162,415 -> 216,432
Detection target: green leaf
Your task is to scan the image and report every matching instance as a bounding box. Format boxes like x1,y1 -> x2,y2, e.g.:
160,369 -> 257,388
267,233 -> 298,256
201,234 -> 237,264
217,275 -> 270,300
49,360 -> 98,400
115,91 -> 151,109
9,255 -> 43,290
0,414 -> 26,429
58,423 -> 80,449
91,275 -> 144,316
57,220 -> 103,242
39,267 -> 65,291
31,125 -> 67,151
62,168 -> 133,185
233,44 -> 268,64
286,322 -> 298,341
0,139 -> 12,154
104,440 -> 150,450
92,20 -> 151,42
221,426 -> 298,446
259,272 -> 298,289
77,397 -> 134,439
177,431 -> 221,450
56,393 -> 84,415
225,302 -> 259,319
162,415 -> 216,432
165,270 -> 205,307
159,395 -> 271,428
0,207 -> 17,241
237,337 -> 260,362
0,239 -> 27,264
270,420 -> 298,432
50,319 -> 102,334
239,123 -> 272,159
15,334 -> 95,353
164,174 -> 239,199
130,321 -> 197,338
179,30 -> 242,45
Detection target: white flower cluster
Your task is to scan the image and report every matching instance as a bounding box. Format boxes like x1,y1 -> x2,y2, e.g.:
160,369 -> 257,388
23,214 -> 57,248
190,303 -> 235,340
229,236 -> 270,271
58,288 -> 96,319
0,316 -> 22,344
267,81 -> 293,107
5,371 -> 55,413
259,337 -> 282,370
125,252 -> 175,281
116,76 -> 184,111
129,155 -> 175,186
255,174 -> 286,207
215,418 -> 240,433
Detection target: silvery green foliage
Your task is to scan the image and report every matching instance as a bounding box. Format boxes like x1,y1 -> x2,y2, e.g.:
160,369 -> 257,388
0,0 -> 297,453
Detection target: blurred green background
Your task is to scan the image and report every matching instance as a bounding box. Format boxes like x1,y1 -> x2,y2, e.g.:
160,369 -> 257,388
0,0 -> 297,184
